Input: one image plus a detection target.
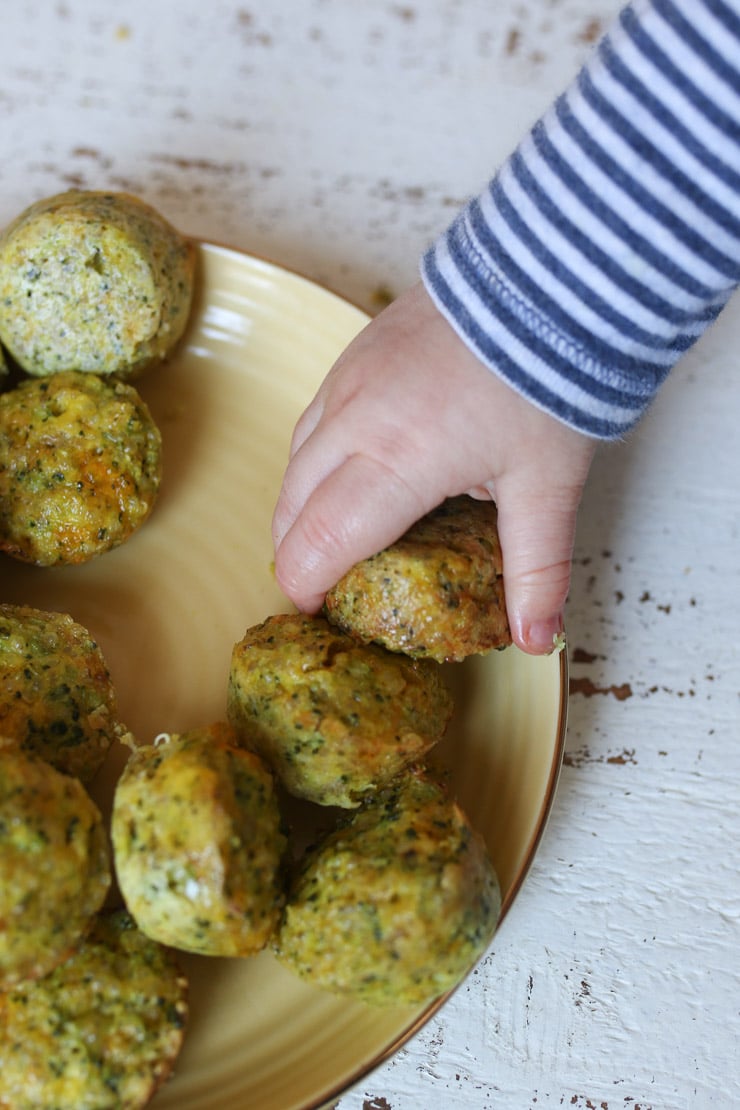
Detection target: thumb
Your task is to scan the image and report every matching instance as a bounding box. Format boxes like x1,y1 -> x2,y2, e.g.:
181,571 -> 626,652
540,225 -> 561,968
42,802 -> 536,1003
495,475 -> 585,655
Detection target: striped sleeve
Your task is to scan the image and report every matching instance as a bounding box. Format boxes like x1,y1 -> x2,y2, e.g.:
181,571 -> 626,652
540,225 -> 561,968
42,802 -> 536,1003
421,0 -> 740,439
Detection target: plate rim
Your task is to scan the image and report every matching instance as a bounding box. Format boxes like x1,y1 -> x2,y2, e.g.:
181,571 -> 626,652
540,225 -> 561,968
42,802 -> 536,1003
0,235 -> 569,1110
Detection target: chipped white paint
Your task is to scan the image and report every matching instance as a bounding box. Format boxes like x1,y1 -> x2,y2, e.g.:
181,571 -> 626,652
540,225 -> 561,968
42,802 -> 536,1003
2,2 -> 738,1107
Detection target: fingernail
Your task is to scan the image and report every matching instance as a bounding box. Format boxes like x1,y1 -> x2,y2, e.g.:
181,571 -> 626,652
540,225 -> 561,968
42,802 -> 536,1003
521,614 -> 564,655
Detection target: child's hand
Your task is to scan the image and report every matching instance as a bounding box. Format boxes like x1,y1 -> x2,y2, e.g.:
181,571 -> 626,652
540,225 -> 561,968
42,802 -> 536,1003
272,282 -> 596,654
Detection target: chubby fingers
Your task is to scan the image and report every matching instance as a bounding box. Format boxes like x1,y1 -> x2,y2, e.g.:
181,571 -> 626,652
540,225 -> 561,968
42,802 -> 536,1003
495,485 -> 575,654
273,450 -> 429,612
494,441 -> 595,654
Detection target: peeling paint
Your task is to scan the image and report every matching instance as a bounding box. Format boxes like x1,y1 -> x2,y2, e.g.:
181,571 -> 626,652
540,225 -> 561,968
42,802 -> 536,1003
563,746 -> 637,768
568,676 -> 633,700
571,647 -> 604,664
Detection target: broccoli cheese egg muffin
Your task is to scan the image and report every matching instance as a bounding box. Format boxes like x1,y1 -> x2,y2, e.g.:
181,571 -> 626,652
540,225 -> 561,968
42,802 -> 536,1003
0,747 -> 111,989
0,603 -> 128,783
0,370 -> 162,565
227,612 -> 454,808
0,189 -> 195,379
0,910 -> 188,1110
112,722 -> 286,957
276,772 -> 501,1007
324,495 -> 512,663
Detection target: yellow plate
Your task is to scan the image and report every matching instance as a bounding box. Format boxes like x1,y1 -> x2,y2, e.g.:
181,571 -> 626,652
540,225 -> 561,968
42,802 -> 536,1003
0,242 -> 567,1110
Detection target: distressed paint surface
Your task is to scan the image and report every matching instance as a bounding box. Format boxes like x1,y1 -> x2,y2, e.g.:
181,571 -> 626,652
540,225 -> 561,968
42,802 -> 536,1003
2,2 -> 738,1107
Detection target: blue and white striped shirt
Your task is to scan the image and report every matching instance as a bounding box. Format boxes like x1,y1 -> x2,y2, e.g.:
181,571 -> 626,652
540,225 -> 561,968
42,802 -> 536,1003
421,0 -> 740,439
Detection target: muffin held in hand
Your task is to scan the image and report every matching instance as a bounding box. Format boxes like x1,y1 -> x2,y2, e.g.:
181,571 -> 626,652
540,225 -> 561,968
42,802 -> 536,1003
0,189 -> 195,379
276,771 -> 501,1007
0,910 -> 188,1110
0,603 -> 128,784
227,612 -> 454,808
324,495 -> 512,663
0,746 -> 111,990
0,370 -> 162,565
112,721 -> 287,957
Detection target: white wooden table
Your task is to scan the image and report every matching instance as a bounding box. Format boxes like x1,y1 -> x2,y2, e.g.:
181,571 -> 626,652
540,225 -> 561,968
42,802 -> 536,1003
3,2 -> 739,1107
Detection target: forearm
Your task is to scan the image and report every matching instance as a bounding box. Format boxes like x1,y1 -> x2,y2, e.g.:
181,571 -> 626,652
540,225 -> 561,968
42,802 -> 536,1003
422,0 -> 740,439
